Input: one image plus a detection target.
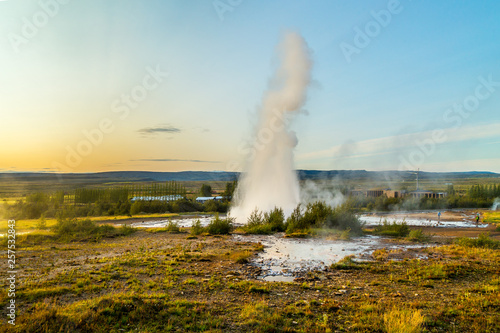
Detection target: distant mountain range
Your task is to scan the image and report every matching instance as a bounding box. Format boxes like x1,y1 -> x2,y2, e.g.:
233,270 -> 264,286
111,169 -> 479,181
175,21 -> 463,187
0,170 -> 498,183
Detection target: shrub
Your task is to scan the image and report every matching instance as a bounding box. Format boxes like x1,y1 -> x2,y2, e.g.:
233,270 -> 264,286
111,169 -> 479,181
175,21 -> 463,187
324,205 -> 364,235
243,207 -> 286,234
165,219 -> 180,233
190,219 -> 204,235
206,214 -> 233,235
203,199 -> 228,213
231,250 -> 252,264
331,255 -> 364,270
407,229 -> 430,242
264,207 -> 285,232
285,204 -> 308,234
52,218 -> 135,242
373,220 -> 410,237
119,224 -> 136,236
244,222 -> 273,235
455,233 -> 500,249
247,208 -> 264,225
285,202 -> 363,235
301,201 -> 331,226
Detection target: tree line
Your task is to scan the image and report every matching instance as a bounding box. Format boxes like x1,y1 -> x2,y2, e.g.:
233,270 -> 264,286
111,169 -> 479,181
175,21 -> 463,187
74,181 -> 187,204
1,181 -> 228,220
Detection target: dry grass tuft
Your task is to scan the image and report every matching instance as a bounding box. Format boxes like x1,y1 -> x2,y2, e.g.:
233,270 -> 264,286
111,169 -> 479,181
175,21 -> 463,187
384,307 -> 424,333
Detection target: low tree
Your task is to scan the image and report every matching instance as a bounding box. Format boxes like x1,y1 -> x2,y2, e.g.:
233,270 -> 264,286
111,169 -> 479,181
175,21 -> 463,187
200,184 -> 212,197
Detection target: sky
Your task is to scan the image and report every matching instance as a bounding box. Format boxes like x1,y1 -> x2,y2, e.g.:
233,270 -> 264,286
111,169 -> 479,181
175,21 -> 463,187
0,0 -> 499,174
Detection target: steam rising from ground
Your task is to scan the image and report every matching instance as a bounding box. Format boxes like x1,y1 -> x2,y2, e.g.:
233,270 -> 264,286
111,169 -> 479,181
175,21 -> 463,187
230,32 -> 312,223
300,180 -> 344,208
493,198 -> 500,211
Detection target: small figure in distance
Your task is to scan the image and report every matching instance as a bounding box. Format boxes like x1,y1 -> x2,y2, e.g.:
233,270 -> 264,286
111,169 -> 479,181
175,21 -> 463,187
475,213 -> 480,227
437,211 -> 441,225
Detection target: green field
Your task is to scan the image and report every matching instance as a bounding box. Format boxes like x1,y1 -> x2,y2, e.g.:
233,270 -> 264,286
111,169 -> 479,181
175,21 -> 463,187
0,227 -> 498,332
484,211 -> 500,224
0,213 -> 181,235
1,172 -> 499,332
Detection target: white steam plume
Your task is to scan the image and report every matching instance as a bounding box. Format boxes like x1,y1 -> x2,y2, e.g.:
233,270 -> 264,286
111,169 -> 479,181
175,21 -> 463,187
230,31 -> 312,223
492,198 -> 500,211
300,180 -> 345,208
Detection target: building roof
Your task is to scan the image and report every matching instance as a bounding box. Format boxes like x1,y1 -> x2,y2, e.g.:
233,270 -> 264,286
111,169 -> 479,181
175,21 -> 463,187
196,196 -> 223,201
131,195 -> 184,202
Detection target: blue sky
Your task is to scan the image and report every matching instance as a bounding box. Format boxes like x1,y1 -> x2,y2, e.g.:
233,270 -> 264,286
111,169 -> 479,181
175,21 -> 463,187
0,0 -> 499,173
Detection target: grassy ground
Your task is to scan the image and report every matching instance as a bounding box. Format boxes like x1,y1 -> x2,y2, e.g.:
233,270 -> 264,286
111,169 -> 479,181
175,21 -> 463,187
0,214 -> 180,235
0,218 -> 59,234
484,211 -> 500,225
0,228 -> 499,332
87,213 -> 179,223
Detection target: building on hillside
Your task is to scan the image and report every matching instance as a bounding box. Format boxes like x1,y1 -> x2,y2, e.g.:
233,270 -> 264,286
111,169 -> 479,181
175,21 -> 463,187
384,189 -> 406,198
349,190 -> 366,197
406,190 -> 446,199
348,189 -> 446,199
366,190 -> 384,197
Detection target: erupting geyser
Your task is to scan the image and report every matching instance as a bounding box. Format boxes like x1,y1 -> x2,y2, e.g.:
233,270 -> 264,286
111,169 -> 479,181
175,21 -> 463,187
230,31 -> 312,223
493,198 -> 500,211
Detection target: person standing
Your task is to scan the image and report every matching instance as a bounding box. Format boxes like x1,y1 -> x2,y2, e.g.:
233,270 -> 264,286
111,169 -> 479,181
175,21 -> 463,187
475,213 -> 480,227
437,211 -> 441,223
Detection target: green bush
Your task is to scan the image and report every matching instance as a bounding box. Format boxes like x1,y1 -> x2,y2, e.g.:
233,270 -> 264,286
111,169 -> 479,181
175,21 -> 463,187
373,220 -> 410,237
407,229 -> 430,242
206,214 -> 233,235
165,219 -> 181,233
264,207 -> 285,232
203,199 -> 228,213
52,218 -> 135,242
190,219 -> 204,235
243,209 -> 270,234
285,205 -> 309,234
455,233 -> 500,249
324,205 -> 364,235
243,207 -> 285,234
301,201 -> 330,226
285,202 -> 363,236
331,255 -> 364,270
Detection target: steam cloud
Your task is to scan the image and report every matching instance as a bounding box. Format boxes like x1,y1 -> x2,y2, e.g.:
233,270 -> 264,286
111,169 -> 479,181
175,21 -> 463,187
493,198 -> 500,211
230,32 -> 312,223
301,180 -> 345,208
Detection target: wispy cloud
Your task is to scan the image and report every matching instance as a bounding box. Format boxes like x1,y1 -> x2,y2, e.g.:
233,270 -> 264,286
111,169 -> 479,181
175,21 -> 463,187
299,122 -> 500,162
137,125 -> 181,137
131,158 -> 220,164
